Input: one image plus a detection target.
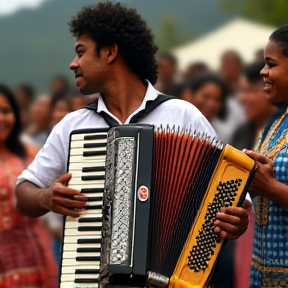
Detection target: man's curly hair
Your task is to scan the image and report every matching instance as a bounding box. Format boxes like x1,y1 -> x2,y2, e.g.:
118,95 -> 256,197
69,2 -> 158,85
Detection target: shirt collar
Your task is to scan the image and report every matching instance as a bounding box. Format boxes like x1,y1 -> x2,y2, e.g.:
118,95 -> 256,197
96,80 -> 159,124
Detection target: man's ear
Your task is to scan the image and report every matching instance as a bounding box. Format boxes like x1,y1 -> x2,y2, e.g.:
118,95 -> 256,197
103,44 -> 118,64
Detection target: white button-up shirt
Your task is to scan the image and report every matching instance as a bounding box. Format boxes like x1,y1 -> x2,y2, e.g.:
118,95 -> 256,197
17,81 -> 216,188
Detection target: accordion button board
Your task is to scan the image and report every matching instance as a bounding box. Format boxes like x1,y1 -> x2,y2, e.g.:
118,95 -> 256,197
60,128 -> 109,288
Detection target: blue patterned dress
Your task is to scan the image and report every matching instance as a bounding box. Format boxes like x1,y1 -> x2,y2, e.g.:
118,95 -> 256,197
250,105 -> 288,288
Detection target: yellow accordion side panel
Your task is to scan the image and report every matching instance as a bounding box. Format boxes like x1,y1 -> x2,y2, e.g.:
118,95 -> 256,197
169,145 -> 255,288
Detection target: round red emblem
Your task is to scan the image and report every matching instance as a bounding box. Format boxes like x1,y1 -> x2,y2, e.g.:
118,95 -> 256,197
138,186 -> 149,202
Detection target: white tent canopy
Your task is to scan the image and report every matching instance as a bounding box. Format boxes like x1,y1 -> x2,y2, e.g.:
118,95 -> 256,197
173,18 -> 275,71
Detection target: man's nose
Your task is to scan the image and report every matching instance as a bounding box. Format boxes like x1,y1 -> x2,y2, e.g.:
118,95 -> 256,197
70,57 -> 78,70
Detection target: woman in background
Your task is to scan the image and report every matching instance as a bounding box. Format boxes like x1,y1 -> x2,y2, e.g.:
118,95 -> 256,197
232,61 -> 276,150
0,84 -> 57,288
180,72 -> 230,143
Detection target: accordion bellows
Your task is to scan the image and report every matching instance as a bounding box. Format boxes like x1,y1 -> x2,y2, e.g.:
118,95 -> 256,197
60,124 -> 255,288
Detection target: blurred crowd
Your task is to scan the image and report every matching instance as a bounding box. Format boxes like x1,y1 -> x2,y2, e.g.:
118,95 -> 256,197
0,47 -> 274,288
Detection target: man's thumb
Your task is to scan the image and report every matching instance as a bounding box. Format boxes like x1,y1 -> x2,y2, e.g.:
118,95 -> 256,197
57,172 -> 72,186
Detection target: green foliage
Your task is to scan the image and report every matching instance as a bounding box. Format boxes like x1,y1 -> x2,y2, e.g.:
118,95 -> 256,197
221,0 -> 288,27
155,14 -> 194,53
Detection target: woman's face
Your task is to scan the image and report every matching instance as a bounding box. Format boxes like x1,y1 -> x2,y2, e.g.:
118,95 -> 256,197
0,95 -> 16,144
238,76 -> 274,121
260,40 -> 288,103
190,82 -> 223,122
52,100 -> 70,126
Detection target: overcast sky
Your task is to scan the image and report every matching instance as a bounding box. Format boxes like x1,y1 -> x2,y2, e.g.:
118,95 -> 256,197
0,0 -> 46,15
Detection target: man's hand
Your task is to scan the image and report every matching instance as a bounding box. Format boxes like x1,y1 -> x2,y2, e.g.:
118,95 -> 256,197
214,201 -> 250,240
43,172 -> 87,218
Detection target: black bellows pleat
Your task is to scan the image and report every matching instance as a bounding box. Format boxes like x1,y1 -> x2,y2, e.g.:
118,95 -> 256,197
148,129 -> 223,278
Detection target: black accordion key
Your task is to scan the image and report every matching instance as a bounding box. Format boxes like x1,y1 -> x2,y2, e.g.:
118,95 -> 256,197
85,205 -> 102,210
82,175 -> 105,181
83,150 -> 106,157
77,238 -> 101,244
82,166 -> 105,172
76,256 -> 100,261
77,247 -> 101,253
78,226 -> 102,232
81,187 -> 103,193
78,216 -> 102,223
75,269 -> 100,274
84,134 -> 107,140
84,143 -> 106,148
75,278 -> 99,284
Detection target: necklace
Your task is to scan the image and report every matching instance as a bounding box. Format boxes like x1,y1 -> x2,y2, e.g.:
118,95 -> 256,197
254,107 -> 288,160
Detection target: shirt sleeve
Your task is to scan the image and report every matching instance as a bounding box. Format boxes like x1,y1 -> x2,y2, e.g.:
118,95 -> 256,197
17,122 -> 68,188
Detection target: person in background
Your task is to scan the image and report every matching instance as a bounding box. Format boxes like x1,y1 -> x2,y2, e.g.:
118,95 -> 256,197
232,61 -> 277,150
24,94 -> 51,147
50,75 -> 70,95
0,84 -> 57,288
220,50 -> 243,94
254,48 -> 264,63
180,72 -> 230,143
70,89 -> 99,111
15,84 -> 35,129
244,24 -> 288,288
217,50 -> 246,144
154,53 -> 183,97
43,91 -> 73,269
183,61 -> 209,82
51,91 -> 72,127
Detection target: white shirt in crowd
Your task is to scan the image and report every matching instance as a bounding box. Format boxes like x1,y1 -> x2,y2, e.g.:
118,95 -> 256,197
16,81 -> 216,188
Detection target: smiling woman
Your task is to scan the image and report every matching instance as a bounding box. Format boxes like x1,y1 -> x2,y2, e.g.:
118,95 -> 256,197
0,84 -> 57,288
244,24 -> 288,288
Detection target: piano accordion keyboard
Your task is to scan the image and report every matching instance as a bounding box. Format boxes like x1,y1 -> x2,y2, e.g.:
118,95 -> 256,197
60,129 -> 108,288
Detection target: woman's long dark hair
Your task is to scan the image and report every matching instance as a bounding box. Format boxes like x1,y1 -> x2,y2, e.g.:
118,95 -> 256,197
0,84 -> 27,158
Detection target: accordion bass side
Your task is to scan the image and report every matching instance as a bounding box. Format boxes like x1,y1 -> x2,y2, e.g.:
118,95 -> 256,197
59,124 -> 255,288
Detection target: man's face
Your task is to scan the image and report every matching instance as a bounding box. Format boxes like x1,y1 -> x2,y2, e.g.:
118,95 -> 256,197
70,33 -> 106,95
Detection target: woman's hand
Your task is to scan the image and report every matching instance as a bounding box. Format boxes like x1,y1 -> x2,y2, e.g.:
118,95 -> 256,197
244,149 -> 276,198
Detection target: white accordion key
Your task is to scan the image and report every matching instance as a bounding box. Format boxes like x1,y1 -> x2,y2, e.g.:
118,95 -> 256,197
61,265 -> 100,274
69,155 -> 106,163
62,258 -> 100,266
68,178 -> 105,185
70,147 -> 106,156
69,161 -> 106,171
64,235 -> 102,244
63,242 -> 101,251
62,251 -> 101,259
64,228 -> 102,236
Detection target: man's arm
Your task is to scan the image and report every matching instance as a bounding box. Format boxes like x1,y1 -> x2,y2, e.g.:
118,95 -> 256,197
16,173 -> 87,218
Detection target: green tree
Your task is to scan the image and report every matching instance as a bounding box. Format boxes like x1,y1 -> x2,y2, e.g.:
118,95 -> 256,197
221,0 -> 288,27
155,13 -> 193,53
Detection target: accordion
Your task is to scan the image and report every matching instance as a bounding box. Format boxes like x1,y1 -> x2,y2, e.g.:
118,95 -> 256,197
60,124 -> 255,288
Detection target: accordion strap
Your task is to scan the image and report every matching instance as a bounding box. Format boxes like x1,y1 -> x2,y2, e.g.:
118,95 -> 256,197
85,94 -> 173,127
